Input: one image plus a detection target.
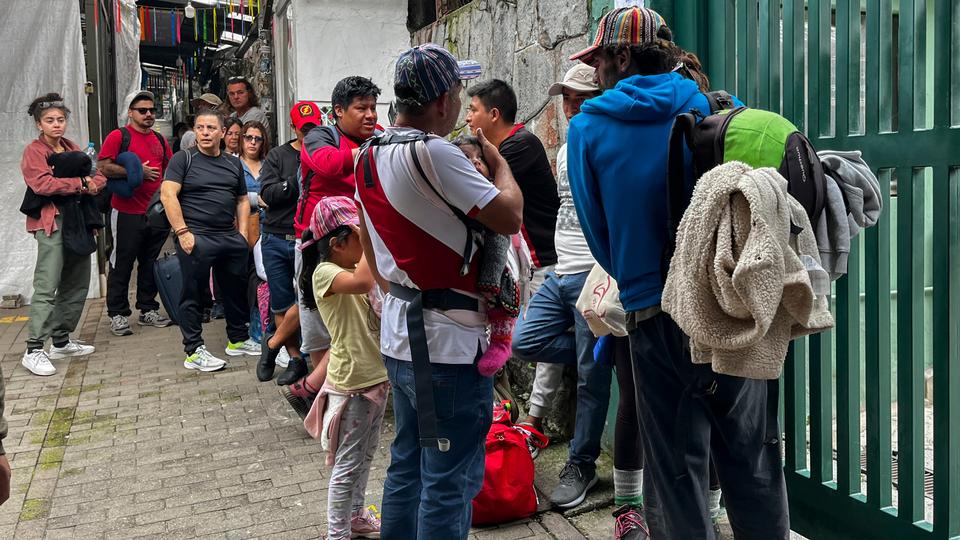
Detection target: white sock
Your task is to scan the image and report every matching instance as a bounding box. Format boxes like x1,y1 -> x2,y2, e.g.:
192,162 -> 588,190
708,488 -> 722,518
614,467 -> 643,506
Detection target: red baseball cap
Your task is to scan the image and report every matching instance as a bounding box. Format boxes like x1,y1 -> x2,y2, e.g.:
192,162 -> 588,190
290,100 -> 322,131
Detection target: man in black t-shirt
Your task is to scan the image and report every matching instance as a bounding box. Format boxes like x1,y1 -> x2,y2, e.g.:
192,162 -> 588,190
466,78 -> 560,270
160,111 -> 253,372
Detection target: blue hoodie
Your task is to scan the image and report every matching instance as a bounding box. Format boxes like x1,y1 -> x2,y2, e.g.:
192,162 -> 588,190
567,72 -> 713,311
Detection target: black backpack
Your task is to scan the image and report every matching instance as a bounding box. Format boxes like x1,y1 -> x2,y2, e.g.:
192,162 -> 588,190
663,91 -> 828,279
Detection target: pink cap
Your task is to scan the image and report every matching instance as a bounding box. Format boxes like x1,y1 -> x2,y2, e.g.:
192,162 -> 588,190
299,196 -> 360,251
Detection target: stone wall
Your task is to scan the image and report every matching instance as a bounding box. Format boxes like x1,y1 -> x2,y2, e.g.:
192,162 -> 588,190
412,0 -> 592,163
413,0 -> 595,439
242,27 -> 276,136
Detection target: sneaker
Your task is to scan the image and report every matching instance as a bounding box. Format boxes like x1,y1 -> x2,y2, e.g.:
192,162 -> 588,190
110,315 -> 133,336
211,303 -> 225,319
279,385 -> 312,420
184,345 -> 227,372
138,310 -> 172,328
202,308 -> 212,324
21,350 -> 56,376
350,507 -> 381,538
225,338 -> 261,357
49,340 -> 95,360
613,505 -> 651,540
550,462 -> 598,509
276,347 -> 290,368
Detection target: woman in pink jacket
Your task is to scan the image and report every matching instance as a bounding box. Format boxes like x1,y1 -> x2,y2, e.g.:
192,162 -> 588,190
19,93 -> 106,376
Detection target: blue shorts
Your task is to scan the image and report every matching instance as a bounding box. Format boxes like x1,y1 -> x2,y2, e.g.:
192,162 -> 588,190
260,232 -> 296,313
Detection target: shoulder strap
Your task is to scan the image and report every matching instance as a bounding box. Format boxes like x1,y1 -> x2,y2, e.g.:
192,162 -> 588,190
119,127 -> 131,155
663,113 -> 699,284
152,130 -> 169,168
359,134 -> 484,277
404,138 -> 483,277
704,90 -> 736,114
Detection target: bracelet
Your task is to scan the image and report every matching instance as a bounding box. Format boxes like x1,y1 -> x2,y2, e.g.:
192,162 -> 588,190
175,227 -> 190,237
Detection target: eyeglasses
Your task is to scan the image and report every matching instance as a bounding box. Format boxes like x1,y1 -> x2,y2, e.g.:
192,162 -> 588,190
227,76 -> 247,82
132,107 -> 156,115
38,101 -> 65,109
243,134 -> 264,143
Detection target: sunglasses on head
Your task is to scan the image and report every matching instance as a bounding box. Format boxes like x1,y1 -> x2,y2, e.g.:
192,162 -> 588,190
243,134 -> 264,143
132,107 -> 156,115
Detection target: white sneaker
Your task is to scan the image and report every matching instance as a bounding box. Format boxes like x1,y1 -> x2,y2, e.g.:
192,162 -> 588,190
110,314 -> 133,336
22,350 -> 56,376
183,345 -> 227,372
49,340 -> 95,360
276,347 -> 290,369
224,338 -> 261,357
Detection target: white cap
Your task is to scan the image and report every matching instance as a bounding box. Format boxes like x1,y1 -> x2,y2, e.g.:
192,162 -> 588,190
548,64 -> 600,96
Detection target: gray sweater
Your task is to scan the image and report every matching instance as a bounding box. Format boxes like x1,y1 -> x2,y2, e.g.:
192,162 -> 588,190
816,150 -> 883,280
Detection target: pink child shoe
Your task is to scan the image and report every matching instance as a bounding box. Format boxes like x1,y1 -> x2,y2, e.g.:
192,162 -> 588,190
350,508 -> 381,539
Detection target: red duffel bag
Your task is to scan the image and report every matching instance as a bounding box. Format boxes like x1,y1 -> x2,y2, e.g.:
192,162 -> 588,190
471,401 -> 548,525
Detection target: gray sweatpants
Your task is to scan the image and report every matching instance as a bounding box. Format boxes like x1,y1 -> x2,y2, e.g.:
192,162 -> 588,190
327,393 -> 387,539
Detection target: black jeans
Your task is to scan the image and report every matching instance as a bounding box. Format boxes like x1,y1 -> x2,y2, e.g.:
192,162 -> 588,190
175,232 -> 249,354
629,312 -> 788,540
106,210 -> 168,317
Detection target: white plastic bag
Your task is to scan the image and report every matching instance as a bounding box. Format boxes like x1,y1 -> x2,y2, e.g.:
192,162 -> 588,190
576,264 -> 628,338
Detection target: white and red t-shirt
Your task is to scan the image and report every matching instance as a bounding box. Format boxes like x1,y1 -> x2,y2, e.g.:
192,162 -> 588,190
356,127 -> 500,365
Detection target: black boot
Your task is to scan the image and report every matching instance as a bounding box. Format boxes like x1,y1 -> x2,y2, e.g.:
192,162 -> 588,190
257,332 -> 281,382
277,356 -> 309,386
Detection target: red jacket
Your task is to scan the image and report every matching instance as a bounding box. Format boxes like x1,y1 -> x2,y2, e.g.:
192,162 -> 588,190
20,136 -> 107,235
295,125 -> 360,237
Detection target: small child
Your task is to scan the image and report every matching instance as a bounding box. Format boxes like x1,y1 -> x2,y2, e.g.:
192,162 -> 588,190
297,196 -> 387,540
453,135 -> 523,377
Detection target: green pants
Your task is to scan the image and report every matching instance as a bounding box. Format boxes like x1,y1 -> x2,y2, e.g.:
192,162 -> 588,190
26,224 -> 91,350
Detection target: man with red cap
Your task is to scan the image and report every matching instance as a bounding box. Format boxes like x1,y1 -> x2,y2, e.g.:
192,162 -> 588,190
255,102 -> 321,382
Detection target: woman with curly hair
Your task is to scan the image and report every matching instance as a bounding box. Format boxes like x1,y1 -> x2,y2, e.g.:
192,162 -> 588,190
19,93 -> 106,376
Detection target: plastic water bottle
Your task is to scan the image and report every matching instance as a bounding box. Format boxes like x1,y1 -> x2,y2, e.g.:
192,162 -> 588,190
84,142 -> 97,175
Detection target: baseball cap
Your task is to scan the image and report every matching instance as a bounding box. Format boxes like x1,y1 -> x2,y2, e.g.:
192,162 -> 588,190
191,93 -> 223,109
125,90 -> 155,108
394,44 -> 482,107
569,6 -> 668,62
548,64 -> 600,96
290,100 -> 322,131
299,196 -> 361,251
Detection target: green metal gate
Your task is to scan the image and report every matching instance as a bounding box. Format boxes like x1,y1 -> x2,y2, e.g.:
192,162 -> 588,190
643,0 -> 960,538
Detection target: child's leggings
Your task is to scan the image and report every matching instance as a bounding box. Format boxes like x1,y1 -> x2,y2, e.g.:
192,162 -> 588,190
327,392 -> 388,539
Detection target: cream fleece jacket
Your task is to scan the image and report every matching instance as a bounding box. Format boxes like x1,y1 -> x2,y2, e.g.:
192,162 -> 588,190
662,161 -> 834,379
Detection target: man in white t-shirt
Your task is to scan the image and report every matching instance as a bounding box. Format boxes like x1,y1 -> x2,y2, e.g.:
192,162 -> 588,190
355,44 -> 522,539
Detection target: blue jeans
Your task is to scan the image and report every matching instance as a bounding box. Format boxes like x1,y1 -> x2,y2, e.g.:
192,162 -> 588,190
511,271 -> 612,475
381,355 -> 493,540
260,232 -> 296,313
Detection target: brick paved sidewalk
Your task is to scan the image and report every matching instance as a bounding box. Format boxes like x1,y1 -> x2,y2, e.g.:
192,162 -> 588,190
0,300 -> 617,539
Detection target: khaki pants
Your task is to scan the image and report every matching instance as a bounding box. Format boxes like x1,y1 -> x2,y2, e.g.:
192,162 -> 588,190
26,224 -> 91,350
